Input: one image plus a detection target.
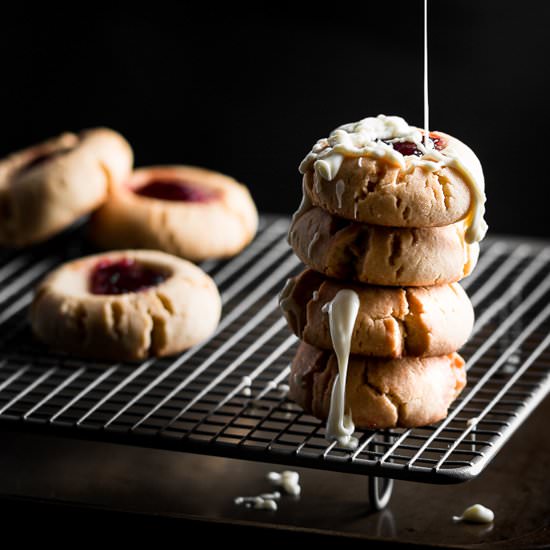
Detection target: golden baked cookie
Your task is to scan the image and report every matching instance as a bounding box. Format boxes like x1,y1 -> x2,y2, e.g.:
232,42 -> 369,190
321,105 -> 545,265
289,342 -> 466,429
30,250 -> 221,361
289,204 -> 478,286
280,269 -> 473,358
0,128 -> 133,247
90,166 -> 258,262
302,135 -> 471,229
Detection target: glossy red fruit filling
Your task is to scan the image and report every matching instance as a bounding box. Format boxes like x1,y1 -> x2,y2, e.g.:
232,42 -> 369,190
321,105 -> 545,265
385,132 -> 446,157
134,179 -> 217,202
90,258 -> 167,295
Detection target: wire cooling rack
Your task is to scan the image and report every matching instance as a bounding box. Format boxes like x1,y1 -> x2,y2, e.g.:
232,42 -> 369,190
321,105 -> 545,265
0,216 -> 549,485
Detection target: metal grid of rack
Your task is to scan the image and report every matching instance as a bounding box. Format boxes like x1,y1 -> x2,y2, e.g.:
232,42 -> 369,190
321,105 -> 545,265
0,216 -> 549,484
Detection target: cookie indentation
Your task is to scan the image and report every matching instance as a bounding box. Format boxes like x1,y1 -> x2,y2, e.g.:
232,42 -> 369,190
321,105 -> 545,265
384,132 -> 446,157
18,147 -> 75,176
90,259 -> 168,295
134,179 -> 218,203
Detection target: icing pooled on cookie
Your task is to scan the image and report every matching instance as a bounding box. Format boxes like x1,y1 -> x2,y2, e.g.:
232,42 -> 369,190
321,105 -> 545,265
299,114 -> 487,244
322,289 -> 360,449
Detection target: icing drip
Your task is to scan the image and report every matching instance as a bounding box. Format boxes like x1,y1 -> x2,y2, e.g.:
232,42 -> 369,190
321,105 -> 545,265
299,114 -> 487,244
335,179 -> 345,208
234,492 -> 281,511
267,471 -> 301,496
453,504 -> 494,524
322,289 -> 360,449
307,231 -> 320,257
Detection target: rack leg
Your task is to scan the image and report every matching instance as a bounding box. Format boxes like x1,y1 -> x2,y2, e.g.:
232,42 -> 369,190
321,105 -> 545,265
368,475 -> 394,511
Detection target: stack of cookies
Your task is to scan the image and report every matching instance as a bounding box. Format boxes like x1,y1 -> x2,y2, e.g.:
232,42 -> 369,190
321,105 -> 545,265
280,115 -> 487,438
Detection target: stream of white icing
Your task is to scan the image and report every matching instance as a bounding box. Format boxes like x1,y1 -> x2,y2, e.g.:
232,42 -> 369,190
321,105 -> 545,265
299,114 -> 487,244
321,289 -> 360,449
453,504 -> 494,524
424,0 -> 429,146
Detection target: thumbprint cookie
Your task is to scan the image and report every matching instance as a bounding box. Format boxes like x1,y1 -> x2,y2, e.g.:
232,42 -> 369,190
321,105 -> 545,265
280,269 -> 474,358
289,342 -> 466,429
0,128 -> 133,247
30,249 -> 221,361
90,165 -> 258,261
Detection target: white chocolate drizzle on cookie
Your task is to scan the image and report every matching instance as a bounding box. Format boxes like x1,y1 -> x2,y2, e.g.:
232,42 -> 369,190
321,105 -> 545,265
299,114 -> 487,244
322,289 -> 360,449
307,231 -> 320,257
335,179 -> 345,209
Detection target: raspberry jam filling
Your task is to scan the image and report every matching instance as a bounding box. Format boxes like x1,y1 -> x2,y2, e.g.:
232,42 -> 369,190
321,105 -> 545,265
134,179 -> 217,202
385,133 -> 446,157
90,259 -> 168,295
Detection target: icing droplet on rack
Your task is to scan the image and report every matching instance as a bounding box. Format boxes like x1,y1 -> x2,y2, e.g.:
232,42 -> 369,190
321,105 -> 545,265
322,289 -> 360,449
277,383 -> 290,397
466,416 -> 479,427
241,375 -> 252,396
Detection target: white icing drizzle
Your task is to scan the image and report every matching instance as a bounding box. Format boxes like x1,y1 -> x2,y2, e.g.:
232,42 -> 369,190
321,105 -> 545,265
423,0 -> 430,147
321,289 -> 360,449
453,504 -> 494,524
267,471 -> 301,496
307,231 -> 320,257
466,416 -> 479,427
241,375 -> 252,396
335,179 -> 346,208
277,383 -> 290,396
234,491 -> 281,511
299,114 -> 487,244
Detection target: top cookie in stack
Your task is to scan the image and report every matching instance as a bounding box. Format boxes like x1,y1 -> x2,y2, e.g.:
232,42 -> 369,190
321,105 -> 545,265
289,114 -> 486,287
281,114 -> 487,444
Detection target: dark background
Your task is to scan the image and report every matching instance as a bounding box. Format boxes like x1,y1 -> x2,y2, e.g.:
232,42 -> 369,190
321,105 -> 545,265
1,1 -> 548,237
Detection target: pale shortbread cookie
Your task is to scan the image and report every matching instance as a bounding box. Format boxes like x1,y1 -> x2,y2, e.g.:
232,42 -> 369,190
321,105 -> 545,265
303,148 -> 471,228
30,250 -> 221,361
0,128 -> 133,247
289,342 -> 466,429
289,205 -> 478,286
280,269 -> 473,358
90,166 -> 258,262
